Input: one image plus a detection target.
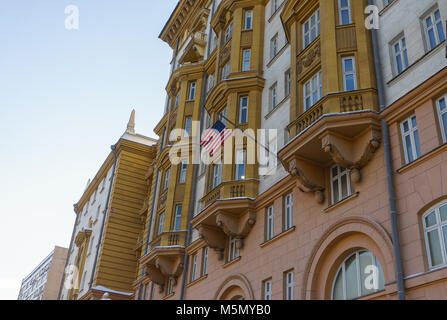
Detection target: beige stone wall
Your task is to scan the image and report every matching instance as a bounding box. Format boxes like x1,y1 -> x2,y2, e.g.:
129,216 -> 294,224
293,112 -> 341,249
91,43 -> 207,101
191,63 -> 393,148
42,246 -> 68,300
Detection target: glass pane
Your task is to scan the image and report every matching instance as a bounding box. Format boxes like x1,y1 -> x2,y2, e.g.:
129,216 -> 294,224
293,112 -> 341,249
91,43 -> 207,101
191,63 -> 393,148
341,174 -> 348,199
333,270 -> 344,300
332,166 -> 338,177
405,135 -> 414,162
440,205 -> 447,222
428,29 -> 437,49
443,227 -> 447,258
359,251 -> 374,296
442,113 -> 447,140
434,10 -> 440,21
403,49 -> 409,68
403,120 -> 409,132
333,180 -> 339,203
426,16 -> 433,28
345,255 -> 359,300
341,11 -> 350,25
396,55 -> 403,73
394,43 -> 400,53
425,211 -> 437,227
341,0 -> 348,7
413,130 -> 421,158
439,98 -> 446,111
345,74 -> 355,91
375,258 -> 385,291
437,22 -> 445,42
344,59 -> 353,72
428,230 -> 444,267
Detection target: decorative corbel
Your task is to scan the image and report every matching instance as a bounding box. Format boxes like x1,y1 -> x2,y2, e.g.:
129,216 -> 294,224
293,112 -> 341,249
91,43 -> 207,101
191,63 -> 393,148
145,265 -> 165,287
198,225 -> 226,260
289,159 -> 325,204
215,210 -> 256,250
155,255 -> 184,279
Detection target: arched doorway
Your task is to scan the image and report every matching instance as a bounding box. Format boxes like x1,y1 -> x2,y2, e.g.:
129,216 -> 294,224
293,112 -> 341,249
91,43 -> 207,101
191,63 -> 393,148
214,274 -> 254,300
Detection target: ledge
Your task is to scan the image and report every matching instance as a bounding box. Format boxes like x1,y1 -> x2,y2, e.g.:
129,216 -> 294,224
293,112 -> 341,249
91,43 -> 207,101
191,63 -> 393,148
186,275 -> 208,289
260,226 -> 296,248
397,143 -> 447,174
265,96 -> 290,120
223,256 -> 241,269
162,292 -> 175,300
266,43 -> 289,69
324,192 -> 360,213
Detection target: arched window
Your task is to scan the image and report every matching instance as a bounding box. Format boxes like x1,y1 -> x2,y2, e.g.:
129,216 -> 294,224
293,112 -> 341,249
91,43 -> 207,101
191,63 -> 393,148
423,201 -> 447,269
332,250 -> 385,300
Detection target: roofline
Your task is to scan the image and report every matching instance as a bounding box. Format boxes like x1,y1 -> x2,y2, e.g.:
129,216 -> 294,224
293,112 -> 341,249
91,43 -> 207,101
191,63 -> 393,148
159,0 -> 182,40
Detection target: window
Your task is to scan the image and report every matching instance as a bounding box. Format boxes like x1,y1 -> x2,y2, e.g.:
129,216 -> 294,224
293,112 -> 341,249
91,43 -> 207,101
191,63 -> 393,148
342,57 -> 357,91
228,236 -> 240,261
269,83 -> 278,111
331,164 -> 353,204
284,271 -> 294,300
239,96 -> 249,124
400,115 -> 421,164
173,205 -> 182,231
272,0 -> 279,14
332,250 -> 385,300
423,202 -> 447,268
93,189 -> 97,203
263,279 -> 272,300
158,213 -> 165,235
244,10 -> 253,30
303,71 -> 322,111
213,164 -> 222,189
184,116 -> 192,137
164,169 -> 171,191
207,74 -> 215,93
224,22 -> 233,43
423,9 -> 445,51
284,193 -> 293,230
179,162 -> 187,183
303,9 -> 320,49
242,49 -> 251,71
270,34 -> 278,59
222,61 -> 230,80
95,205 -> 101,221
338,0 -> 351,25
202,247 -> 209,276
392,36 -> 409,75
167,278 -> 174,295
235,149 -> 246,181
188,82 -> 196,100
190,254 -> 198,282
211,31 -> 218,52
88,237 -> 94,255
285,69 -> 291,97
266,206 -> 274,241
219,107 -> 227,125
175,92 -> 180,108
436,96 -> 447,143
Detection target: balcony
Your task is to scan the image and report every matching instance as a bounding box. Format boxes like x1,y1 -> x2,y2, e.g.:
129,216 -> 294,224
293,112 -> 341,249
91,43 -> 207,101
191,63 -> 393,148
178,31 -> 207,65
192,197 -> 256,261
201,179 -> 259,208
139,231 -> 187,289
280,106 -> 382,204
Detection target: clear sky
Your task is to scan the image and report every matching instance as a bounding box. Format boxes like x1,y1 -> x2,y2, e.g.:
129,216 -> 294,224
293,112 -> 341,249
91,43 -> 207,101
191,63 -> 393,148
0,0 -> 178,300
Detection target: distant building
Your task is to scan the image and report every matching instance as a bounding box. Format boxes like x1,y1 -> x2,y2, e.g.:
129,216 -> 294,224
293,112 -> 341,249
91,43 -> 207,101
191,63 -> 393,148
18,246 -> 68,300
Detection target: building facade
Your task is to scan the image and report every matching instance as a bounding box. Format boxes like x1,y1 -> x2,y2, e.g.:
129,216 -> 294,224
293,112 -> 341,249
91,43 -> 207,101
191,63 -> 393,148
18,246 -> 68,300
61,0 -> 447,300
59,111 -> 158,300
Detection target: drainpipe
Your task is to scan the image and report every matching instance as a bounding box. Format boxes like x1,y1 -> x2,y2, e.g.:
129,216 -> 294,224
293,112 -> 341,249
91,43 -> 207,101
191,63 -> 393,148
88,144 -> 118,291
179,1 -> 217,300
368,0 -> 405,300
57,204 -> 79,300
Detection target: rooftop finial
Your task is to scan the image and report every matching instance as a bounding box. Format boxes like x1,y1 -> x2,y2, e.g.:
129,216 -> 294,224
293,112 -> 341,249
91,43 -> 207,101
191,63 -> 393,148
126,109 -> 136,134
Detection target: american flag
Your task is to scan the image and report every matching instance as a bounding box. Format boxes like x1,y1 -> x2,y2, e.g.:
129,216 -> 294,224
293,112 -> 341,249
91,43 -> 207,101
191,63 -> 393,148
200,120 -> 232,155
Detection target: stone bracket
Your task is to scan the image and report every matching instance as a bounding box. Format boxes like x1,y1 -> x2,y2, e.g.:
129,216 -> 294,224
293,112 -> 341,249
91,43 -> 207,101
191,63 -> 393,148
288,158 -> 325,204
198,225 -> 226,260
215,210 -> 256,250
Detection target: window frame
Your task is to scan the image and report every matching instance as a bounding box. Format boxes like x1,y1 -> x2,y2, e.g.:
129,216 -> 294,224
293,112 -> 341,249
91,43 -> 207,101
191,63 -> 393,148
201,247 -> 209,276
263,279 -> 272,300
285,69 -> 291,97
242,48 -> 251,72
244,10 -> 253,30
391,36 -> 409,75
436,95 -> 447,143
284,193 -> 293,231
270,34 -> 279,60
188,81 -> 196,101
239,96 -> 249,124
400,115 -> 421,164
284,270 -> 294,300
184,116 -> 192,137
422,201 -> 447,269
173,204 -> 182,231
213,164 -> 222,189
158,213 -> 165,235
269,82 -> 278,111
224,22 -> 233,43
190,253 -> 198,282
302,9 -> 320,49
422,8 -> 445,51
235,149 -> 246,181
266,205 -> 274,241
222,61 -> 230,80
303,70 -> 322,111
342,56 -> 357,91
228,236 -> 240,262
179,161 -> 188,184
338,0 -> 352,26
330,164 -> 353,205
164,169 -> 171,191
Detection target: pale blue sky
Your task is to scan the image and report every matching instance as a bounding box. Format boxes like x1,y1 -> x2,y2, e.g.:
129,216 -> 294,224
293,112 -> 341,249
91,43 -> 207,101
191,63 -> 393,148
0,0 -> 178,299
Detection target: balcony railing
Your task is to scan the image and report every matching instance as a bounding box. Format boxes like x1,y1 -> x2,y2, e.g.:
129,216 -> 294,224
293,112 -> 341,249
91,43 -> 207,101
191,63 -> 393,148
148,231 -> 187,253
201,179 -> 259,208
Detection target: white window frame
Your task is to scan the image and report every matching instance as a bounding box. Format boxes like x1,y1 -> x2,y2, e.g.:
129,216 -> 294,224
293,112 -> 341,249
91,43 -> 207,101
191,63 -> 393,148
422,9 -> 445,51
235,149 -> 246,181
202,247 -> 209,276
266,206 -> 274,241
222,61 -> 230,80
173,205 -> 182,231
264,279 -> 272,300
207,74 -> 215,93
400,115 -> 421,164
184,116 -> 192,137
224,22 -> 233,43
158,213 -> 165,235
239,96 -> 249,124
330,164 -> 353,205
391,36 -> 409,75
244,10 -> 253,30
179,161 -> 187,183
270,34 -> 278,60
285,69 -> 291,97
284,193 -> 293,230
303,70 -> 322,111
302,9 -> 320,49
285,271 -> 294,300
270,82 -> 278,111
436,95 -> 447,143
242,49 -> 251,71
164,169 -> 170,191
188,82 -> 196,100
228,236 -> 240,261
338,0 -> 352,25
95,205 -> 101,222
213,164 -> 222,189
191,254 -> 198,282
272,0 -> 279,15
422,201 -> 447,269
342,57 -> 357,91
